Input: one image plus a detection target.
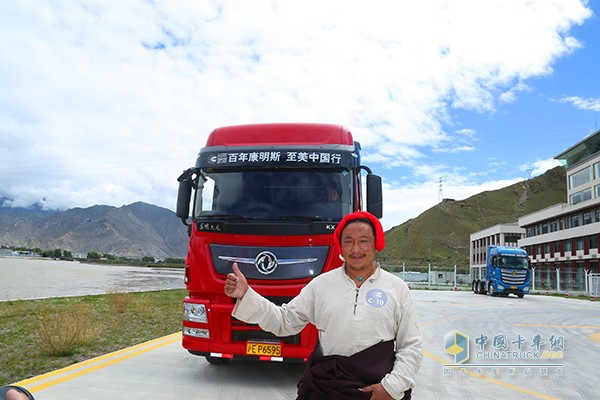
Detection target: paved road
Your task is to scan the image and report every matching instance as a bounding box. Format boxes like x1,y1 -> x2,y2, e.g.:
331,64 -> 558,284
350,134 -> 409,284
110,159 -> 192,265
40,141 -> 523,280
0,257 -> 184,301
11,290 -> 600,399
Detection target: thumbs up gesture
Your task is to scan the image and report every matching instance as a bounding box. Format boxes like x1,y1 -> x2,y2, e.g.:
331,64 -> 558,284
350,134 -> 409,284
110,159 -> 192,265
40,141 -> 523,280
224,263 -> 249,299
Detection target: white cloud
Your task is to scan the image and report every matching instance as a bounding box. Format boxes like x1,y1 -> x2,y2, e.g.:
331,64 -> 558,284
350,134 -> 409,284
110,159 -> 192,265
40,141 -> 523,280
561,96 -> 600,112
0,0 -> 593,228
520,158 -> 563,178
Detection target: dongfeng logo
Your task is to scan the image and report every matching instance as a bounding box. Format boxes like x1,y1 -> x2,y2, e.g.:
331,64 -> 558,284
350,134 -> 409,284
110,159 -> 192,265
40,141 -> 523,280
255,251 -> 278,274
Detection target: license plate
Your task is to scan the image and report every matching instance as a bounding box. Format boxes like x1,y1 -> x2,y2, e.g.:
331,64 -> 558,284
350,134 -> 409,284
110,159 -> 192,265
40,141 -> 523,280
246,342 -> 282,357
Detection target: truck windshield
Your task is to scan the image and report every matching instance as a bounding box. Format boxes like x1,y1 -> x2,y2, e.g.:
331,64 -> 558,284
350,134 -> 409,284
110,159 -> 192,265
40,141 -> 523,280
193,169 -> 353,221
499,256 -> 529,269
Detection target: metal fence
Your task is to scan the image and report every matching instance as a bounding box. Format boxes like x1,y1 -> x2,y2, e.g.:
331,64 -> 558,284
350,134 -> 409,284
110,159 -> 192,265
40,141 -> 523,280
382,263 -> 469,288
589,273 -> 600,296
531,268 -> 600,294
382,263 -> 600,295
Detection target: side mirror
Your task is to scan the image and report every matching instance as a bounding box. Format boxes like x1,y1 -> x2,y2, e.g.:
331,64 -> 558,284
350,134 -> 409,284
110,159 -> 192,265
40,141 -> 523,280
176,169 -> 194,226
0,386 -> 35,400
366,173 -> 383,219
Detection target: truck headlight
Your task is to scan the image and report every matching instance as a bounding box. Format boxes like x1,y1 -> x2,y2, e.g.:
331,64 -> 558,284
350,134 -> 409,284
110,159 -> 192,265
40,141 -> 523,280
497,285 -> 504,290
184,303 -> 208,323
183,327 -> 210,338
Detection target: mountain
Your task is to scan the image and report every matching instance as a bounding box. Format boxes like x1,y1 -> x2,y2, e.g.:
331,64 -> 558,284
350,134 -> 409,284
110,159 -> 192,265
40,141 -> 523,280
380,166 -> 567,266
0,166 -> 567,261
0,202 -> 188,258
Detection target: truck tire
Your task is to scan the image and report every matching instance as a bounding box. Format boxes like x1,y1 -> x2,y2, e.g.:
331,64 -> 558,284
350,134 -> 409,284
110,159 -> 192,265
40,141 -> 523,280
472,280 -> 477,293
478,281 -> 487,294
488,282 -> 497,296
517,294 -> 525,299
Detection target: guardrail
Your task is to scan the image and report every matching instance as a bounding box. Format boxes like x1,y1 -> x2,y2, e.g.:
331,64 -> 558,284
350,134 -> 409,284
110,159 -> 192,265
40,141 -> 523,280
383,264 -> 600,297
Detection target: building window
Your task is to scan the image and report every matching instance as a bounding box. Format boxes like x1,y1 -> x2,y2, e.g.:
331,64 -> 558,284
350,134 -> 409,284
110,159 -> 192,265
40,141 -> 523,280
595,184 -> 600,199
571,215 -> 580,228
550,221 -> 557,232
504,233 -> 521,243
576,237 -> 585,251
570,188 -> 592,205
565,240 -> 572,253
526,227 -> 533,237
559,219 -> 564,230
583,211 -> 593,225
555,241 -> 561,254
569,166 -> 591,189
590,235 -> 598,250
596,209 -> 600,222
536,244 -> 542,255
541,223 -> 548,234
545,243 -> 551,255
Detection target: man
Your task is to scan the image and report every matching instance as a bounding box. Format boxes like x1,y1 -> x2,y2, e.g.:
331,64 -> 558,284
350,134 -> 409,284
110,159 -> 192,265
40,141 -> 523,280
225,211 -> 422,399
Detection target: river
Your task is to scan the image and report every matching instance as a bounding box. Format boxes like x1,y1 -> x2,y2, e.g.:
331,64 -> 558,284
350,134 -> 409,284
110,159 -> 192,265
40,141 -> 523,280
0,257 -> 185,301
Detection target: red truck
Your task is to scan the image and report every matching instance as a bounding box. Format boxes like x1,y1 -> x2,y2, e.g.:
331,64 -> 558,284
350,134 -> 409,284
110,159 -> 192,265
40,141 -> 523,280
176,123 -> 382,363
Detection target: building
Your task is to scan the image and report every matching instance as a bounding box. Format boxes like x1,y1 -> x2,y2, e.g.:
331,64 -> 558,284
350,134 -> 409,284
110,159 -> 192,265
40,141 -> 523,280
518,129 -> 600,292
469,223 -> 526,282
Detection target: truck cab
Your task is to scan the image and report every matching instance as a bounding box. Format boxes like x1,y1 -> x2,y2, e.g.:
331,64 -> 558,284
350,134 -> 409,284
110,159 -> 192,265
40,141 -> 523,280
472,245 -> 531,298
176,123 -> 383,363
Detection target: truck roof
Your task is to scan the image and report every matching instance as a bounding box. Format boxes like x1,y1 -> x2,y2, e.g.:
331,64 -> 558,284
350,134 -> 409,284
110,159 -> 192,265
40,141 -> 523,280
205,123 -> 355,147
488,245 -> 528,256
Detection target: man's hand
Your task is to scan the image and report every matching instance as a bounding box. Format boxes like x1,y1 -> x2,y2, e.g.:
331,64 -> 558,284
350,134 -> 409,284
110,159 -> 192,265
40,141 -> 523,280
361,383 -> 393,400
224,262 -> 249,299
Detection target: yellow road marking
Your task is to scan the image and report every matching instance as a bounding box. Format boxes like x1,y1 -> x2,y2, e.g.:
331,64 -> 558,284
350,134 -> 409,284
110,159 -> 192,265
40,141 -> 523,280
12,332 -> 181,393
513,323 -> 600,344
423,351 -> 560,400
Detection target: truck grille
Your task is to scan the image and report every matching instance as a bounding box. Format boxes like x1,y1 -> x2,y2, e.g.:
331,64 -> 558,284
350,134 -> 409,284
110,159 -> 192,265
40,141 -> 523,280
231,320 -> 301,345
501,270 -> 527,285
231,295 -> 300,345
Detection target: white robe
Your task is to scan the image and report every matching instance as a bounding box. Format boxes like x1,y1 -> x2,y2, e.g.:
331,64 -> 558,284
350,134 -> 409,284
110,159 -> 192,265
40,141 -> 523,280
233,264 -> 423,398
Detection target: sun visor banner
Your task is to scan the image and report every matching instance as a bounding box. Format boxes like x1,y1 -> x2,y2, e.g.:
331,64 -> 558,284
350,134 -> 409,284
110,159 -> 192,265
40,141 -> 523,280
196,148 -> 358,168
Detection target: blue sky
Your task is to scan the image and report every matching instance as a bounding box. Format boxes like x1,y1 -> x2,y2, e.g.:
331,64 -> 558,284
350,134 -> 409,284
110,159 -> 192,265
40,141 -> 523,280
0,1 -> 598,230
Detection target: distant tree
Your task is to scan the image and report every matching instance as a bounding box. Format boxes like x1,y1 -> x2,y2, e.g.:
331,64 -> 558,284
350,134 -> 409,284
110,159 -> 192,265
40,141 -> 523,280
52,248 -> 62,259
164,257 -> 185,264
142,256 -> 155,263
41,249 -> 54,258
87,252 -> 100,259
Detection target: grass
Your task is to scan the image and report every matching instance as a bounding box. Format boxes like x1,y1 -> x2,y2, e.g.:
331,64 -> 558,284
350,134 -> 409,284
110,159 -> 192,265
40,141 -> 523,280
0,288 -> 187,386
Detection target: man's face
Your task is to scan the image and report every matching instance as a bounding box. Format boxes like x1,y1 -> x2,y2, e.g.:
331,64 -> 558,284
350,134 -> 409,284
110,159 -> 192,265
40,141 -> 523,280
340,221 -> 376,272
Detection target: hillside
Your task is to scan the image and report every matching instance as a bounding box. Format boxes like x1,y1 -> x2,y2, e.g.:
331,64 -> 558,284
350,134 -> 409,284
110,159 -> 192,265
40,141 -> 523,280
0,202 -> 188,258
380,166 -> 567,266
0,166 -> 567,261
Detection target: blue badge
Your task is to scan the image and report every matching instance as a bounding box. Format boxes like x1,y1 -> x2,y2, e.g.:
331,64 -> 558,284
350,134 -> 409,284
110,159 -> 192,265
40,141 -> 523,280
366,289 -> 388,308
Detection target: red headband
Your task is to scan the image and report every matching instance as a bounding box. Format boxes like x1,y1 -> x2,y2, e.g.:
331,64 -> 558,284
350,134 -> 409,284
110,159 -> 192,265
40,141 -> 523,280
334,211 -> 385,253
